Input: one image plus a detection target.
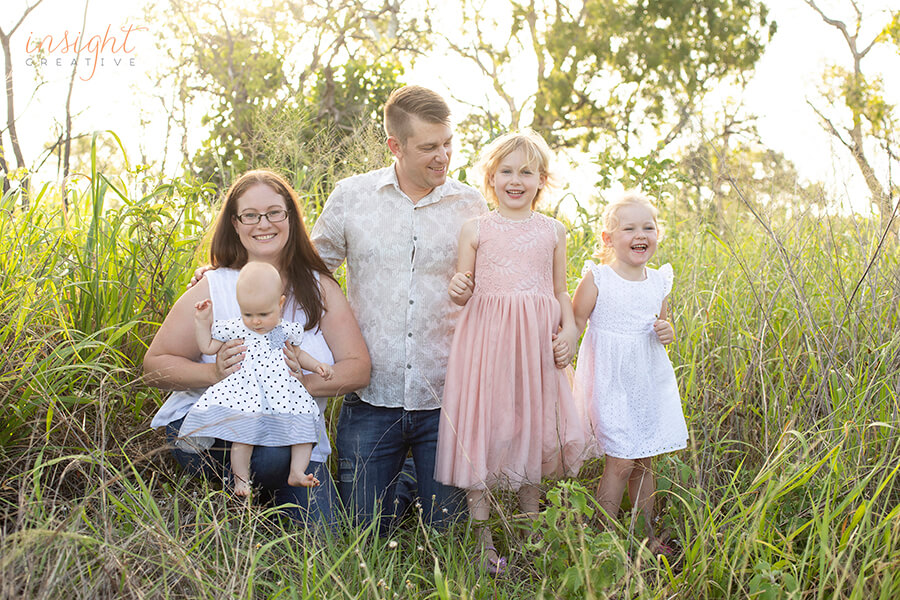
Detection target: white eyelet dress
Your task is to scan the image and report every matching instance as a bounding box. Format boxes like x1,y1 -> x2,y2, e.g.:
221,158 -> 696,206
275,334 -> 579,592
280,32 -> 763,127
573,262 -> 688,459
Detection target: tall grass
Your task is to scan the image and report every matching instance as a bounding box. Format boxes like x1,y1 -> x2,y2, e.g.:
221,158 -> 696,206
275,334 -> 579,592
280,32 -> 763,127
1,134 -> 898,598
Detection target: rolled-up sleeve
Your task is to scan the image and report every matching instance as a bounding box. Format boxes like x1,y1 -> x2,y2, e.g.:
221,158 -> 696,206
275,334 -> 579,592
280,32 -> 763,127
311,186 -> 347,273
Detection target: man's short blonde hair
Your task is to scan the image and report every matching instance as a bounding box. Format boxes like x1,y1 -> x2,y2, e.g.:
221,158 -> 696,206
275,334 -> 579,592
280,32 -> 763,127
384,85 -> 451,145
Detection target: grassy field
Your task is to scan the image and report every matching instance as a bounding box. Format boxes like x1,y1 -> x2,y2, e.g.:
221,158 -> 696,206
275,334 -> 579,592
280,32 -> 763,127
0,139 -> 898,598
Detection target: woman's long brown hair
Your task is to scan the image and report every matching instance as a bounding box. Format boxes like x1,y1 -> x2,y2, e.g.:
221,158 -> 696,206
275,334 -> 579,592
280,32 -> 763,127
208,169 -> 335,331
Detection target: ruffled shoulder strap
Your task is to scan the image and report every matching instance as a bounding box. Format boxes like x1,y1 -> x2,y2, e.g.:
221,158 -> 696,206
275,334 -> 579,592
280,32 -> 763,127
657,263 -> 674,296
582,259 -> 603,288
581,259 -> 597,275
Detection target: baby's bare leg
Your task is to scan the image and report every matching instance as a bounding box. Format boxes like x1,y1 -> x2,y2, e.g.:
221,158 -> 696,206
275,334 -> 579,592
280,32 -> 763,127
231,443 -> 254,497
287,443 -> 319,487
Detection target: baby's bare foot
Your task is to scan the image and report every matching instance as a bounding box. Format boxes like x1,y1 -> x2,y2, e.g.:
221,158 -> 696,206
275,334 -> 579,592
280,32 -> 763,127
288,472 -> 321,488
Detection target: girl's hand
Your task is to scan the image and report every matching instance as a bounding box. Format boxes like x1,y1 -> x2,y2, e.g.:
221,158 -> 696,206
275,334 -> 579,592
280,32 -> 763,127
448,271 -> 475,305
215,338 -> 246,380
284,344 -> 333,381
552,327 -> 577,368
653,319 -> 675,345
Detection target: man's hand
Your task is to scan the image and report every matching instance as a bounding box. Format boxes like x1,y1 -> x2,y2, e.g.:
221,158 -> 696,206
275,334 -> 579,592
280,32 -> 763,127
187,265 -> 214,290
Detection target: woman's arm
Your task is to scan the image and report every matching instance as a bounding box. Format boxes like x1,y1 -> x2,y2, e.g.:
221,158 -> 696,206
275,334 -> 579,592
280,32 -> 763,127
295,276 -> 370,397
143,278 -> 245,390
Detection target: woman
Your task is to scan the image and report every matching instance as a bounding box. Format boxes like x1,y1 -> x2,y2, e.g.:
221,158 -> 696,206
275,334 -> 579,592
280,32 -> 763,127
144,169 -> 370,525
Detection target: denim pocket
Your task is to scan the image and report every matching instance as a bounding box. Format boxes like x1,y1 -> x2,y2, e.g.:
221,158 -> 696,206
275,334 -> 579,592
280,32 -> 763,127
341,392 -> 362,406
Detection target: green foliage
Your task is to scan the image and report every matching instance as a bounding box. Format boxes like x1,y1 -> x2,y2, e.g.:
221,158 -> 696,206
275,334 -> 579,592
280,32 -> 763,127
805,3 -> 898,224
882,11 -> 900,48
595,149 -> 688,201
526,0 -> 773,150
677,138 -> 827,220
526,481 -> 627,598
2,131 -> 900,597
0,133 -> 211,447
149,0 -> 418,189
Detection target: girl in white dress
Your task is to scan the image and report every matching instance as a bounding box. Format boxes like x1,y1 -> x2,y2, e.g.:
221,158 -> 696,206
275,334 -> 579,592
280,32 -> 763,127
572,192 -> 688,554
180,262 -> 333,496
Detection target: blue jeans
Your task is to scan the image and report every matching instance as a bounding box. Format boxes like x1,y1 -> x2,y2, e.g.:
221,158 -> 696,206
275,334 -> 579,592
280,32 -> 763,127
335,394 -> 465,530
165,417 -> 339,527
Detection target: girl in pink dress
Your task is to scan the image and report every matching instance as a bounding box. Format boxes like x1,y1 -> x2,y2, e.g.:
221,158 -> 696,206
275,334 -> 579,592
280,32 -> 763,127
435,130 -> 588,574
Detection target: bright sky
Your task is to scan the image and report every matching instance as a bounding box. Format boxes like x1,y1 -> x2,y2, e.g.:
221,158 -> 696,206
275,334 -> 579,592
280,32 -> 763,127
3,0 -> 898,213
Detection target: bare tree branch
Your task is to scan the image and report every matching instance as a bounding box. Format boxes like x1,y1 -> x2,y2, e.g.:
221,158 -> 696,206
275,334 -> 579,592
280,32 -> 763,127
0,0 -> 47,198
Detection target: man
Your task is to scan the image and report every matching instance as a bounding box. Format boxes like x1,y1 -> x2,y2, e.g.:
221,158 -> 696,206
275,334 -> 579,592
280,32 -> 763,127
311,85 -> 487,528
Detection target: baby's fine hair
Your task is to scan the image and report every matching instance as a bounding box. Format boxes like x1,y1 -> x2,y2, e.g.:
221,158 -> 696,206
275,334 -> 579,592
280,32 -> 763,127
478,129 -> 556,209
596,191 -> 662,264
236,262 -> 283,305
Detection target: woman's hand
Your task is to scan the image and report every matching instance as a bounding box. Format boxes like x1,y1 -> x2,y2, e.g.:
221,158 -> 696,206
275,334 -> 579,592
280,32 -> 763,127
293,277 -> 370,397
215,338 -> 246,380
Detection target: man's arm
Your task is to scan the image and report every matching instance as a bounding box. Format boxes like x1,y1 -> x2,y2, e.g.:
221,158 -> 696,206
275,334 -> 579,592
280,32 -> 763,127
310,186 -> 347,273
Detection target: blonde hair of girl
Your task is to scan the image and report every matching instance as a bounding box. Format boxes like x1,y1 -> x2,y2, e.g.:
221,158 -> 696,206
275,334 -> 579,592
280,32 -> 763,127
596,191 -> 664,263
478,129 -> 558,209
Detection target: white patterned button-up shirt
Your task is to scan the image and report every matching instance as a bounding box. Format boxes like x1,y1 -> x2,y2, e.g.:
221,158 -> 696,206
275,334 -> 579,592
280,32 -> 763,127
311,165 -> 487,410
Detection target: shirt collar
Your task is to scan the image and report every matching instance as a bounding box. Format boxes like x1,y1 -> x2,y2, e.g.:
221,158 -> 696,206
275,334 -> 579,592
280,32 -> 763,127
376,164 -> 447,207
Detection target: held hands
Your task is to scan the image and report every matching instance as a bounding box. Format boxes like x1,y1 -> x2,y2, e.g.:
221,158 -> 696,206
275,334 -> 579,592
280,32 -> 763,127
282,344 -> 334,381
653,319 -> 675,345
448,271 -> 474,305
552,326 -> 577,368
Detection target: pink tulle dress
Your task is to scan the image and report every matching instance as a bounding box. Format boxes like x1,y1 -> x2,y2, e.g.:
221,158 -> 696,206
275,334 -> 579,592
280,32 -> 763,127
435,211 -> 588,491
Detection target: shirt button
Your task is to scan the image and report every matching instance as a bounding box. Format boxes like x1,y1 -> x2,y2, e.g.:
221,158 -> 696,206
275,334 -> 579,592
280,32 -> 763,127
407,364 -> 412,369
409,300 -> 414,304
413,236 -> 418,241
408,332 -> 412,337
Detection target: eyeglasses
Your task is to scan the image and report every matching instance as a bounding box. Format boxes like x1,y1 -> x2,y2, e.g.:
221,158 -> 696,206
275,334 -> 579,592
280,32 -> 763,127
234,209 -> 290,225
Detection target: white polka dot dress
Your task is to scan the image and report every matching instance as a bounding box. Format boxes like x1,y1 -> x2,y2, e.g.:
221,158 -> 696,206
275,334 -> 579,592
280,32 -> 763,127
179,319 -> 320,446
